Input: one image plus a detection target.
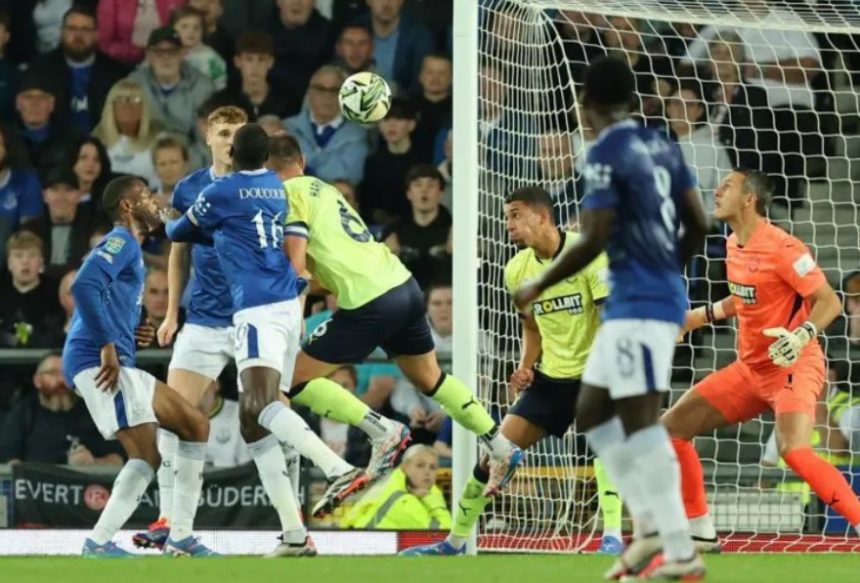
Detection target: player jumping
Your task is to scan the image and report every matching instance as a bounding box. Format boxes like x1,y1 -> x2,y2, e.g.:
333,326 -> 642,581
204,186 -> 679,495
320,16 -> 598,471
514,58 -> 710,580
66,176 -> 215,557
165,124 -> 352,557
400,186 -> 624,556
267,134 -> 524,516
664,168 -> 860,545
137,107 -> 362,552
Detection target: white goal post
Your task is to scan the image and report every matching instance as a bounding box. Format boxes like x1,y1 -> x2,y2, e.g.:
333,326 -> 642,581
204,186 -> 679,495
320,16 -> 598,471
453,0 -> 860,555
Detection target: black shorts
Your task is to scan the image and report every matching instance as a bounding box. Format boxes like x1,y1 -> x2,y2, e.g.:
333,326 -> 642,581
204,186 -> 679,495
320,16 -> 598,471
508,371 -> 580,438
303,277 -> 435,364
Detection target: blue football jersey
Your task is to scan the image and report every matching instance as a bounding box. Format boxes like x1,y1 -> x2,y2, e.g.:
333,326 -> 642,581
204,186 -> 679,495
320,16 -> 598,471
188,169 -> 299,310
582,119 -> 695,325
64,226 -> 145,385
172,167 -> 233,327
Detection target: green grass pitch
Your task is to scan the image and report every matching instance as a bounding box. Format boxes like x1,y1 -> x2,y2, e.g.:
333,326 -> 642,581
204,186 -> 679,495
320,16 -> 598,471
2,555 -> 856,583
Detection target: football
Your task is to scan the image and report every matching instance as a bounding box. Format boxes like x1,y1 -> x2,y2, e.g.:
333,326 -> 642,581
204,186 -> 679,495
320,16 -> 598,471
338,72 -> 392,124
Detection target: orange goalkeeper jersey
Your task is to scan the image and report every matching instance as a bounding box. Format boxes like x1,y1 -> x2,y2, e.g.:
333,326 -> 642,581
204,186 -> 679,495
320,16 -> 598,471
726,221 -> 827,369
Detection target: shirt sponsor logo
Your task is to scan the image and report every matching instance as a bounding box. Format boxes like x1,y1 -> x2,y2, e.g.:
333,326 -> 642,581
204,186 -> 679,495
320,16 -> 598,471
793,253 -> 816,277
532,293 -> 584,316
728,281 -> 757,304
239,188 -> 283,200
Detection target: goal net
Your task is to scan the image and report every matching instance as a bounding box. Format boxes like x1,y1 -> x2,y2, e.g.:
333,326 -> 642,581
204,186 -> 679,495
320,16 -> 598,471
468,0 -> 860,553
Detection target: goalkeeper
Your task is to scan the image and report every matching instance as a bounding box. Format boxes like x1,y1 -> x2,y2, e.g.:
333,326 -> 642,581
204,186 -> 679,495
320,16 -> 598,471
401,187 -> 624,556
664,169 -> 860,547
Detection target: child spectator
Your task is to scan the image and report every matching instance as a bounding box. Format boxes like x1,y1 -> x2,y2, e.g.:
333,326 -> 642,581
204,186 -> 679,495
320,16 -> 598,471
0,353 -> 123,466
172,5 -> 227,91
92,79 -> 162,184
0,231 -> 63,348
142,267 -> 170,330
0,9 -> 18,120
0,123 -> 43,259
67,136 -> 114,213
97,0 -> 184,66
151,133 -> 190,205
216,31 -> 302,120
188,0 -> 234,64
383,164 -> 451,290
361,98 -> 425,227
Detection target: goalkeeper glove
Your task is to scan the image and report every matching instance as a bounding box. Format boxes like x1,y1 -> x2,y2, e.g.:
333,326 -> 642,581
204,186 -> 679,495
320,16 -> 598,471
762,322 -> 817,367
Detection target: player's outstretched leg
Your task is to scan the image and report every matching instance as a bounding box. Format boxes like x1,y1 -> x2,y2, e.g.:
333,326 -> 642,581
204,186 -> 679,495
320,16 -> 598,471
288,350 -> 411,481
396,353 -> 523,496
151,381 -> 217,557
776,411 -> 860,534
400,415 -> 544,556
594,458 -> 624,555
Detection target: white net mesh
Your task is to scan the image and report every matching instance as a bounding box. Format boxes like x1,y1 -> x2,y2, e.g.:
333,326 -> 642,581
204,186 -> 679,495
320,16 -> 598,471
474,0 -> 860,552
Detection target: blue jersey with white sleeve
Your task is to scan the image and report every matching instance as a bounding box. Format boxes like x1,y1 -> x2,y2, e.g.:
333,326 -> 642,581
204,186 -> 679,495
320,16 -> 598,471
172,167 -> 233,327
63,226 -> 145,386
187,169 -> 299,310
581,119 -> 695,325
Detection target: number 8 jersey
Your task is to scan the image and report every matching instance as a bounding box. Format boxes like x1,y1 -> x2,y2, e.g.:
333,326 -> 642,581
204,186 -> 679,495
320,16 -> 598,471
188,168 -> 300,310
582,119 -> 696,326
283,176 -> 411,309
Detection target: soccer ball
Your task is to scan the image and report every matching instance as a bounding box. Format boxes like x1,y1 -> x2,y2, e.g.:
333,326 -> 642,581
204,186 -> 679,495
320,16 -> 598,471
338,72 -> 392,124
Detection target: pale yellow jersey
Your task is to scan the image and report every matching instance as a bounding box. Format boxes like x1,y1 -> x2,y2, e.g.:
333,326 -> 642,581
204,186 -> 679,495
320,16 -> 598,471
504,231 -> 609,379
283,176 -> 411,309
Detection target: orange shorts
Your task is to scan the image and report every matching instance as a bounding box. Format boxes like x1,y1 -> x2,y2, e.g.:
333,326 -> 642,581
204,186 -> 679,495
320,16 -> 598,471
695,350 -> 825,424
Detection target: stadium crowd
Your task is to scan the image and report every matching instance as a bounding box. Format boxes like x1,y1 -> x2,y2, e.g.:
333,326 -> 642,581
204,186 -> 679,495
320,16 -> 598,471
0,0 -> 857,521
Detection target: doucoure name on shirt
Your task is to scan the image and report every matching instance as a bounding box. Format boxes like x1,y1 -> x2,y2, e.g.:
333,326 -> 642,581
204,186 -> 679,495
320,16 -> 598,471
728,281 -> 758,304
532,293 -> 584,316
239,188 -> 283,200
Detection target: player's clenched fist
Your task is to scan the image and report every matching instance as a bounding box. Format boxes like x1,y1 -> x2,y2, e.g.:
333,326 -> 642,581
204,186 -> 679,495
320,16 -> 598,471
509,368 -> 534,393
762,322 -> 816,367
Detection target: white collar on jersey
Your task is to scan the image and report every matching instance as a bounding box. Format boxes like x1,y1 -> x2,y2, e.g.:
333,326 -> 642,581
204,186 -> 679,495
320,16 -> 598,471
238,168 -> 269,176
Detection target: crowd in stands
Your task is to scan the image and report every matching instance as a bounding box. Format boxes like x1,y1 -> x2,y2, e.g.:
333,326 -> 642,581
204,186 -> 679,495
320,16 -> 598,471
0,1 -> 858,501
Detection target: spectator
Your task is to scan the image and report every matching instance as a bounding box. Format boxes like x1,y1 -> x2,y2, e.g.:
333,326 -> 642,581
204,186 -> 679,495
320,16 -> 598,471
0,352 -> 123,466
29,5 -> 127,134
361,98 -> 425,227
93,79 -> 163,184
537,131 -> 579,222
684,2 -> 823,204
142,267 -> 171,330
331,23 -> 376,77
284,65 -> 368,185
383,164 -> 451,290
216,31 -> 302,121
15,74 -> 75,181
97,0 -> 184,66
390,283 -> 452,444
340,444 -> 450,529
0,123 -> 43,259
128,26 -> 215,144
67,136 -> 114,213
187,0 -> 234,64
41,267 -> 76,347
363,0 -> 435,95
33,0 -> 72,55
0,9 -> 18,120
151,133 -> 190,204
0,231 -> 63,348
704,35 -> 779,189
412,53 -> 451,161
200,378 -> 250,468
172,5 -> 227,91
269,0 -> 336,96
665,81 -> 733,213
436,128 -> 451,211
21,168 -> 93,278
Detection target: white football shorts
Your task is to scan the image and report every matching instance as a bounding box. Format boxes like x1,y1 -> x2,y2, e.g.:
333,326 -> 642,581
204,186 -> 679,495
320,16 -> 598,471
73,367 -> 158,439
233,299 -> 302,390
169,323 -> 234,380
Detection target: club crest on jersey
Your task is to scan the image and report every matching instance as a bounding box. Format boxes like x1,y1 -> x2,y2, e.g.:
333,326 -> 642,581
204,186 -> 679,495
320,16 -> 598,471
532,293 -> 584,316
105,236 -> 125,254
728,281 -> 757,304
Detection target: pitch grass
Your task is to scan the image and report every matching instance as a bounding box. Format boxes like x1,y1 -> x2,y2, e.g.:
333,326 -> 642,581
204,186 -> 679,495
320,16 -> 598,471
2,554 -> 856,583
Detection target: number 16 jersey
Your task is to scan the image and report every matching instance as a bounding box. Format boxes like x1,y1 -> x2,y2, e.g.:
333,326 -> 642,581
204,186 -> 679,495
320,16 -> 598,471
283,176 -> 410,310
